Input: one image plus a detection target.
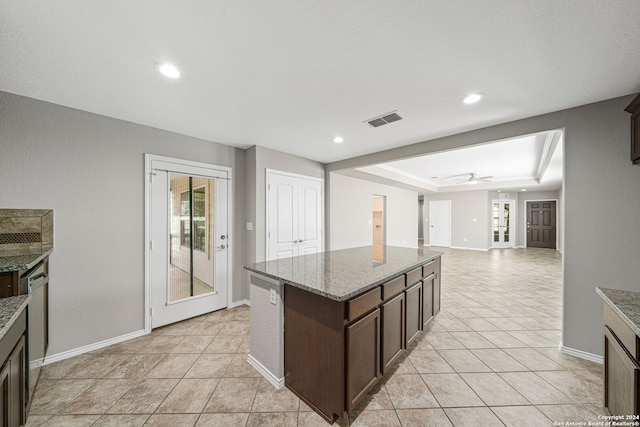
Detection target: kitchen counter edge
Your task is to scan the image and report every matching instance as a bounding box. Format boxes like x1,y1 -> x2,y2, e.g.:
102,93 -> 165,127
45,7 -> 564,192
596,287 -> 640,337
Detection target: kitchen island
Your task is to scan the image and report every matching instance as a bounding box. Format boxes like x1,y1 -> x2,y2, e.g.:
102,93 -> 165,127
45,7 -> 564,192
244,246 -> 443,423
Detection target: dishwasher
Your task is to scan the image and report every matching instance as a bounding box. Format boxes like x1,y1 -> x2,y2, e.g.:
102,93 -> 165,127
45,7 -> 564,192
20,259 -> 49,413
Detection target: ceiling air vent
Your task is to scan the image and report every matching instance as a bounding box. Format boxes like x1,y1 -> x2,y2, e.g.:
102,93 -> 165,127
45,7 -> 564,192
365,111 -> 403,128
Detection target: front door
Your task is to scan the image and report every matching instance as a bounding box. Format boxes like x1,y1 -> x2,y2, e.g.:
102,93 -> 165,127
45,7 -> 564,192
492,200 -> 515,248
429,200 -> 451,247
527,201 -> 556,249
147,155 -> 229,328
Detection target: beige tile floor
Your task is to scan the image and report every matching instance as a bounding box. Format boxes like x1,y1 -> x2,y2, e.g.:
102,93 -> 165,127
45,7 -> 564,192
27,248 -> 605,426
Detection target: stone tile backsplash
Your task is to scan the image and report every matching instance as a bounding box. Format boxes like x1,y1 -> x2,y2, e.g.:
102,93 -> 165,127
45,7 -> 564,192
0,209 -> 53,254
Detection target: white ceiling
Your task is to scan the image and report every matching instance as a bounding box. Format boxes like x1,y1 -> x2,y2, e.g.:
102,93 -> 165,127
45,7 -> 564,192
1,1 -> 639,164
353,130 -> 563,194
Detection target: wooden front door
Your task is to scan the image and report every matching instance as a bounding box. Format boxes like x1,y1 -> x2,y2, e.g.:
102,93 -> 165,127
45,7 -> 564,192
527,201 -> 556,249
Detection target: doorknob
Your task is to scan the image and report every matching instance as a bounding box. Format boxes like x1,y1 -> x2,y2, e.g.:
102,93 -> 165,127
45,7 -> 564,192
220,235 -> 226,240
217,244 -> 226,250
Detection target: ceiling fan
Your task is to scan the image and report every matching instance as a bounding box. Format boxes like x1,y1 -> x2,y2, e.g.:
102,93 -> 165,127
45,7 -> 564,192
434,172 -> 493,185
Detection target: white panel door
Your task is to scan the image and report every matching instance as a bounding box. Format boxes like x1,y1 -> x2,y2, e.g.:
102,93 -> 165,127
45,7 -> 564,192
268,173 -> 298,260
297,179 -> 322,255
148,156 -> 229,329
429,200 -> 451,247
267,171 -> 323,261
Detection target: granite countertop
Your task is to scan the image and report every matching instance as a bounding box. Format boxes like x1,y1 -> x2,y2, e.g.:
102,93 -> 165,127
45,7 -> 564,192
596,287 -> 640,336
0,295 -> 29,341
244,246 -> 444,301
0,247 -> 53,273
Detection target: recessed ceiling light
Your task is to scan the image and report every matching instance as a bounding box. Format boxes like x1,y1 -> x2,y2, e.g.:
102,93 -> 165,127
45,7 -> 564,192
521,188 -> 527,192
158,63 -> 181,79
333,136 -> 344,144
462,93 -> 484,104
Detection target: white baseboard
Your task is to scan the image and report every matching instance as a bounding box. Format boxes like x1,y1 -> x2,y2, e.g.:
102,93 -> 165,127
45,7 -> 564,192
229,299 -> 250,308
559,344 -> 603,365
247,354 -> 284,389
44,329 -> 148,365
451,246 -> 490,251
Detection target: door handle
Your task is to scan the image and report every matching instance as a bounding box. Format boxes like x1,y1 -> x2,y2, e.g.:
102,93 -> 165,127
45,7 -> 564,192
217,244 -> 226,250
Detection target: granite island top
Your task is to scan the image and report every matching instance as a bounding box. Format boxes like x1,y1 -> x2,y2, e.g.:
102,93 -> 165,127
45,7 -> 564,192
596,287 -> 640,336
244,246 -> 444,301
0,295 -> 29,341
0,247 -> 53,273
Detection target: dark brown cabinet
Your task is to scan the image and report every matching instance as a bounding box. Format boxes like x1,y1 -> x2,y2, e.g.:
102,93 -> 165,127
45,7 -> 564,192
284,256 -> 442,423
405,282 -> 422,347
346,309 -> 381,411
422,277 -> 434,328
603,303 -> 640,415
625,93 -> 640,164
0,310 -> 27,427
381,292 -> 404,373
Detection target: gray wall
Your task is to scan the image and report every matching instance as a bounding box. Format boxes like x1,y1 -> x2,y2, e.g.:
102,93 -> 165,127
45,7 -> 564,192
490,190 -> 562,250
423,190 -> 491,250
248,145 -> 326,264
329,173 -> 419,250
328,94 -> 640,357
0,91 -> 247,355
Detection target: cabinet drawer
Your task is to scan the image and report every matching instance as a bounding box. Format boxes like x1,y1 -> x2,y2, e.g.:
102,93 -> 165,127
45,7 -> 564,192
405,267 -> 422,287
422,260 -> 436,278
604,304 -> 637,359
348,287 -> 382,322
382,276 -> 405,301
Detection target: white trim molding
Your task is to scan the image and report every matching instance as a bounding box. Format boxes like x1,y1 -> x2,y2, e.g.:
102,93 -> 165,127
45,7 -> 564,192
559,343 -> 603,365
247,354 -> 284,389
44,329 -> 148,365
451,246 -> 490,252
229,299 -> 250,308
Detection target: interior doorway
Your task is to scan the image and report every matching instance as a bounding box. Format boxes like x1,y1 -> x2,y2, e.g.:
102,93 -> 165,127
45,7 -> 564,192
527,200 -> 557,249
372,195 -> 386,262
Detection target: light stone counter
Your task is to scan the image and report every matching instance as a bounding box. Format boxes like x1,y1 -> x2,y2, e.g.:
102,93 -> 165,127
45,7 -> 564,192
244,246 -> 444,301
0,248 -> 53,273
0,295 -> 29,341
596,287 -> 640,337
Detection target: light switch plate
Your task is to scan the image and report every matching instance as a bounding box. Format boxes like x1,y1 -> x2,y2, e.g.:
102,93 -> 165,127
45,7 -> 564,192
246,222 -> 254,231
269,288 -> 277,305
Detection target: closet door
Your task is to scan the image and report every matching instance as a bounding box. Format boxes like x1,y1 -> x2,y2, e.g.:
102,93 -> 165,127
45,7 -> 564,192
267,170 -> 323,261
267,173 -> 299,260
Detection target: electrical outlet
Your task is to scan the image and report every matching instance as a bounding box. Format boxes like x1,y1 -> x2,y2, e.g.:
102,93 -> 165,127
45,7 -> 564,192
269,288 -> 277,305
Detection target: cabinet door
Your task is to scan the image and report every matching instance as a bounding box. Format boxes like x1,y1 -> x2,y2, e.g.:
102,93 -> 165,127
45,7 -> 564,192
422,276 -> 434,329
0,335 -> 26,427
604,326 -> 640,415
381,293 -> 404,374
433,271 -> 441,316
405,282 -> 422,348
0,359 -> 9,426
346,308 -> 381,411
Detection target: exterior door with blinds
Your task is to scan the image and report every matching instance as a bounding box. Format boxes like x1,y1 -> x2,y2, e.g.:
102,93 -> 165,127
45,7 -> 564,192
527,201 -> 556,249
146,155 -> 230,329
492,200 -> 515,248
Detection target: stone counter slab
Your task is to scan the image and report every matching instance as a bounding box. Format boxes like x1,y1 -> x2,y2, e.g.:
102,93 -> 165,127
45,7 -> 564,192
0,248 -> 53,273
244,246 -> 443,301
0,295 -> 29,341
596,287 -> 640,337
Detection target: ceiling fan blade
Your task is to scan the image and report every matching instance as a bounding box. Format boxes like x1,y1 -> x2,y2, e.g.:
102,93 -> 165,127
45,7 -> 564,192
478,176 -> 493,180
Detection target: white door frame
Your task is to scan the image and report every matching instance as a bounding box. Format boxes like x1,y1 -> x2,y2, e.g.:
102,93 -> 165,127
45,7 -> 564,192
491,199 -> 516,248
429,200 -> 451,247
266,169 -> 324,261
144,154 -> 233,333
